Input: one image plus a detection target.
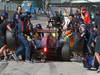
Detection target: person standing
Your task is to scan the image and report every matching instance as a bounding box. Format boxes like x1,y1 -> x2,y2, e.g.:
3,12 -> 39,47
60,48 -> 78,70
81,6 -> 91,24
13,6 -> 22,24
12,13 -> 31,62
63,8 -> 70,30
94,9 -> 100,72
81,6 -> 92,32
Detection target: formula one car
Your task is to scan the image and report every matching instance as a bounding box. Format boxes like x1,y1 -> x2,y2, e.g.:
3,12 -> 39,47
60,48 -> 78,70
6,28 -> 84,62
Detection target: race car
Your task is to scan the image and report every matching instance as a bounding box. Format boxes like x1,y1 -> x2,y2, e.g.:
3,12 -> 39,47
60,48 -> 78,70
6,27 -> 84,62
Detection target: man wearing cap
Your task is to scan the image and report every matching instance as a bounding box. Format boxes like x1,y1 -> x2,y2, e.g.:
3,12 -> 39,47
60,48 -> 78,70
81,6 -> 91,24
13,6 -> 22,24
81,6 -> 92,32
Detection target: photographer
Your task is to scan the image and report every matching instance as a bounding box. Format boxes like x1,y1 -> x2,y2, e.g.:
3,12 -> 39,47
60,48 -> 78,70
81,6 -> 92,32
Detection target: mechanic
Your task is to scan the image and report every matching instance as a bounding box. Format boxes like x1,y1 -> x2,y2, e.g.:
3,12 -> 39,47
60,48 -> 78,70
52,11 -> 63,29
35,24 -> 44,39
94,9 -> 100,72
13,6 -> 22,24
12,13 -> 31,62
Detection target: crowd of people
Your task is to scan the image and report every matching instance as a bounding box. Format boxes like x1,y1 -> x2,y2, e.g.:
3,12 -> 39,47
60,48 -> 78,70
0,6 -> 33,62
0,5 -> 100,73
48,6 -> 100,72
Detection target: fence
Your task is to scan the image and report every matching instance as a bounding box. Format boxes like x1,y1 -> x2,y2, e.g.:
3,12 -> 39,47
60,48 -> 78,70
0,1 -> 20,18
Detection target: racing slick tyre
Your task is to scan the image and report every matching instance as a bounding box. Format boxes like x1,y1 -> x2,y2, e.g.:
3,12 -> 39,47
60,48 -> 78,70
6,30 -> 17,49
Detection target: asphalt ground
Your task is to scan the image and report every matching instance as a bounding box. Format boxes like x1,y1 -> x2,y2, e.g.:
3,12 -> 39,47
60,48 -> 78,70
0,61 -> 99,75
0,15 -> 98,75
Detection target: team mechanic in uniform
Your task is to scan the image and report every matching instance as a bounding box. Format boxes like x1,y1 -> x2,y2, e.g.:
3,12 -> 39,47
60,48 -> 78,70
12,13 -> 31,62
95,9 -> 100,72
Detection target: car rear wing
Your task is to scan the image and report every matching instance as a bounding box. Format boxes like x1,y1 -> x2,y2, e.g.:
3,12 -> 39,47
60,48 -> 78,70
36,29 -> 58,33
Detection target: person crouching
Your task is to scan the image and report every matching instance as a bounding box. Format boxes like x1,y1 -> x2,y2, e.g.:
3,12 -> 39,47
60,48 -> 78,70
0,13 -> 12,61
